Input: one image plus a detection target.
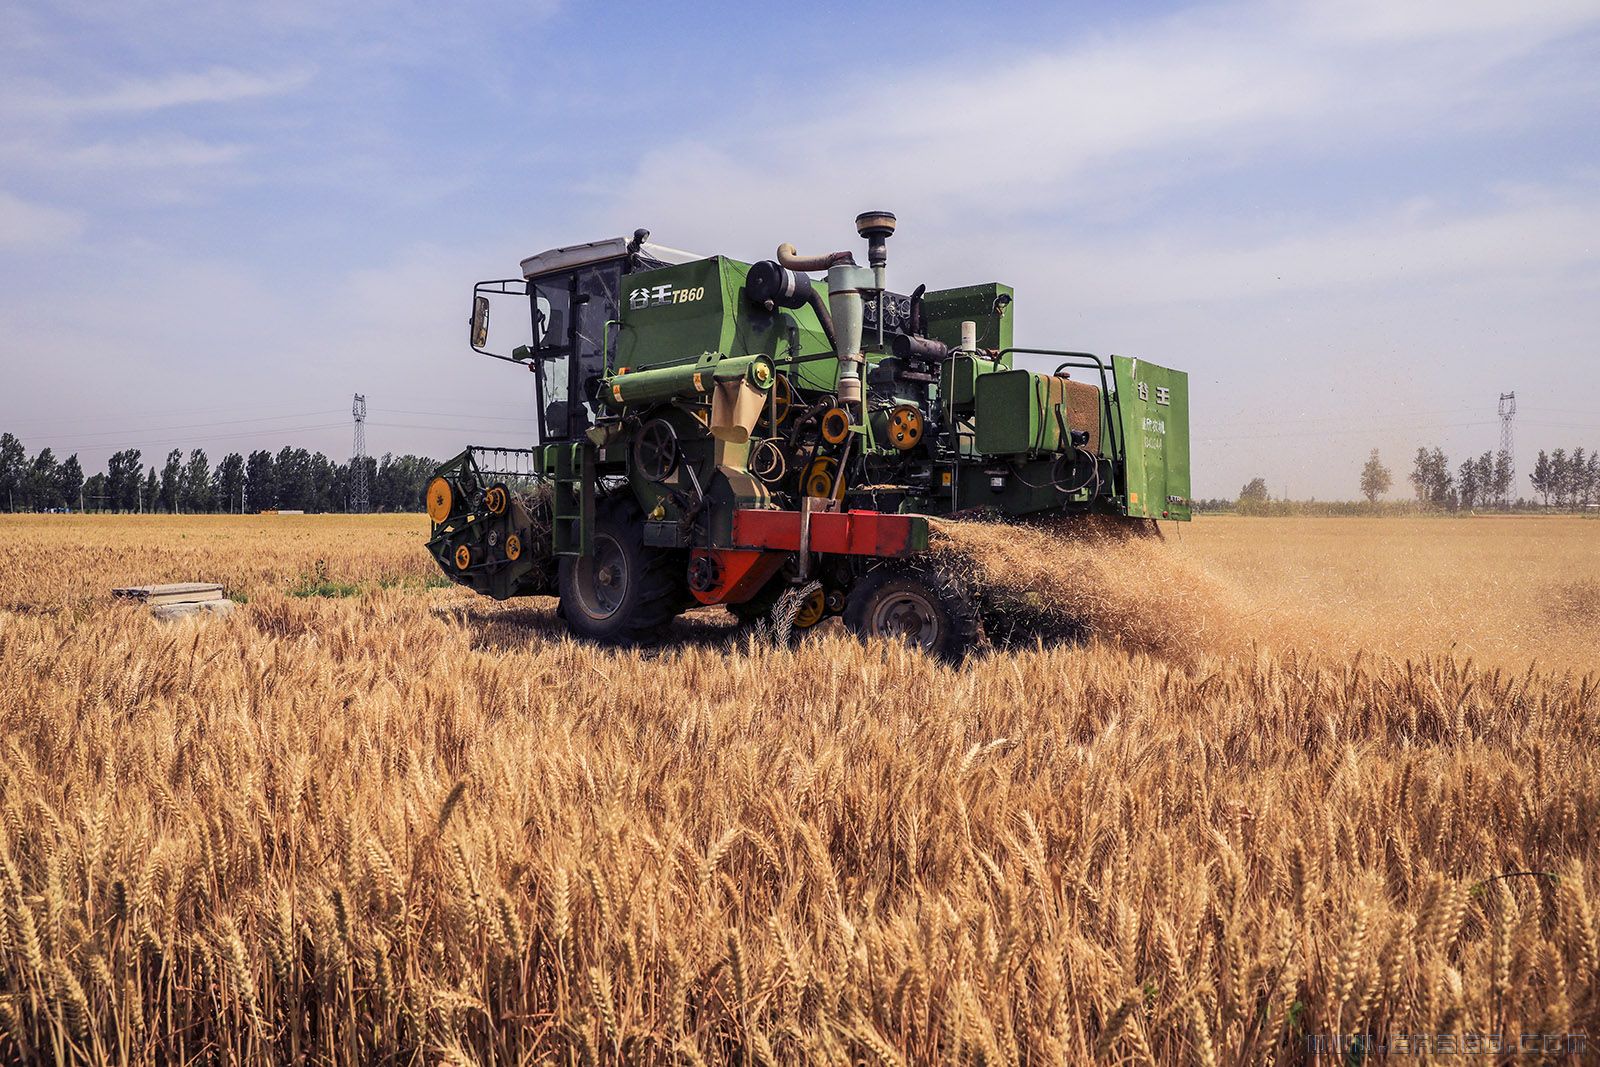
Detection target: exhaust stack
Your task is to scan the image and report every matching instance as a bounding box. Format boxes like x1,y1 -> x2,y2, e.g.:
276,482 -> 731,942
773,212 -> 894,415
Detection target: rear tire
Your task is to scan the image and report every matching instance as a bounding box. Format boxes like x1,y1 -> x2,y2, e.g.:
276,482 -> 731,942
557,497 -> 687,645
843,563 -> 983,663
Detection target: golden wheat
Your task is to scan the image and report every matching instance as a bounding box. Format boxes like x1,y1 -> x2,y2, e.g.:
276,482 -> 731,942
0,512 -> 1595,1063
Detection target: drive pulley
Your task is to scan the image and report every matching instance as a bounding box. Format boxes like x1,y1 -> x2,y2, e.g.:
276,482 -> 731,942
758,372 -> 793,430
802,456 -> 839,498
632,418 -> 680,481
819,406 -> 851,445
887,404 -> 924,450
484,483 -> 510,515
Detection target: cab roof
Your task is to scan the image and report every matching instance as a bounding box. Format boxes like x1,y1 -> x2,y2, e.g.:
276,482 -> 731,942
519,236 -> 703,279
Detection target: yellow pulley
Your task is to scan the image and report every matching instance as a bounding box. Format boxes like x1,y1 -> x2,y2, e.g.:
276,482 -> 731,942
504,533 -> 522,561
793,586 -> 827,629
802,456 -> 839,499
761,372 -> 794,428
453,544 -> 472,570
484,484 -> 509,515
820,406 -> 851,445
426,477 -> 454,523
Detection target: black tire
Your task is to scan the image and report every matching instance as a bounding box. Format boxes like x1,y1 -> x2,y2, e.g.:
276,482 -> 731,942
980,599 -> 1087,649
843,563 -> 983,663
557,497 -> 687,645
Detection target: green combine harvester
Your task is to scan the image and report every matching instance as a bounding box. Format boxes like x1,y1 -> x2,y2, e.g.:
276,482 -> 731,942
426,212 -> 1190,658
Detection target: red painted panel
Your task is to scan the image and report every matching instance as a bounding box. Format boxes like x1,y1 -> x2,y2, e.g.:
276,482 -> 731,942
687,548 -> 787,605
731,509 -> 921,558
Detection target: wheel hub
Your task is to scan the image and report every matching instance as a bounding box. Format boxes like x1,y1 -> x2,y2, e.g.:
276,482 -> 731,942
573,534 -> 629,620
871,590 -> 940,648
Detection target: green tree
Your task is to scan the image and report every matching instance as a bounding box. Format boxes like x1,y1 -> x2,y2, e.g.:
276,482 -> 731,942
1568,448 -> 1587,508
373,454 -> 438,512
245,450 -> 275,511
1474,452 -> 1493,505
1410,447 -> 1453,508
58,454 -> 84,511
212,453 -> 245,513
1530,449 -> 1551,507
142,468 -> 159,513
83,472 -> 108,511
1492,449 -> 1513,507
159,449 -> 183,513
1550,449 -> 1569,509
25,448 -> 62,510
107,449 -> 143,511
1359,449 -> 1391,503
275,447 -> 313,510
181,449 -> 212,512
0,433 -> 25,510
308,452 -> 335,512
1457,457 -> 1479,510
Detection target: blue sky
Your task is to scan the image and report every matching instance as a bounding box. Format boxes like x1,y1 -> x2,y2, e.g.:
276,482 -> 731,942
1,0 -> 1597,499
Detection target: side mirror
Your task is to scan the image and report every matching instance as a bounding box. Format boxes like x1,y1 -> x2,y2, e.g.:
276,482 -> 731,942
470,295 -> 491,349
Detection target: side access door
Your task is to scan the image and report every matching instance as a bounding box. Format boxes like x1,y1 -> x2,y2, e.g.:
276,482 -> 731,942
1112,355 -> 1191,520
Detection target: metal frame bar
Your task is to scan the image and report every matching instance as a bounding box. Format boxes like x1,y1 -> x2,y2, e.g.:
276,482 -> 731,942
994,347 -> 1125,493
470,279 -> 533,363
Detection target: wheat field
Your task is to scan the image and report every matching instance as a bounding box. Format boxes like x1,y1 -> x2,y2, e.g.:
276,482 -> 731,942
0,513 -> 1596,1064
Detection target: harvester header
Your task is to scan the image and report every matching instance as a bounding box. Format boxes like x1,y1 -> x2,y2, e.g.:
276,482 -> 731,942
427,213 -> 1190,658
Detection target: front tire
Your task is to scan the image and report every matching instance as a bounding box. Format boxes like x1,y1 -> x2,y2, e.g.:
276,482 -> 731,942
843,563 -> 983,663
557,498 -> 687,645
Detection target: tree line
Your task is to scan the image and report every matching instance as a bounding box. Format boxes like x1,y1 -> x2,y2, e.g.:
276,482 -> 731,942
1406,445 -> 1598,510
1217,440 -> 1599,514
1402,447 -> 1517,509
0,433 -> 438,513
1528,448 -> 1600,509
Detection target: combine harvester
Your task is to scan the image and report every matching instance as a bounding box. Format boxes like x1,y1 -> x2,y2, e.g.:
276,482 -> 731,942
426,213 -> 1190,659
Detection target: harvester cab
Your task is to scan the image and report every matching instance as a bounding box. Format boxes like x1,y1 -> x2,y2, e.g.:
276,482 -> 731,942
467,230 -> 703,443
430,212 -> 1191,659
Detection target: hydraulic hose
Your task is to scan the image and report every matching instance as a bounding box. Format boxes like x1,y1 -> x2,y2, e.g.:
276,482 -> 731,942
806,289 -> 837,352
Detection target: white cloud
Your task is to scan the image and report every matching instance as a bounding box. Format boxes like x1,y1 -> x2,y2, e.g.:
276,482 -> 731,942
592,0 -> 1600,249
0,189 -> 84,247
0,240 -> 536,471
1011,195 -> 1600,308
1293,0 -> 1600,43
568,0 -> 1600,498
8,66 -> 313,118
1,0 -> 1592,498
5,135 -> 248,170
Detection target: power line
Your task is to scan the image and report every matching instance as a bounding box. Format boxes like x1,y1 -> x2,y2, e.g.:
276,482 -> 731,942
19,410 -> 346,443
1200,405 -> 1484,425
88,422 -> 351,454
385,408 -> 534,424
366,420 -> 531,437
1199,419 -> 1499,443
0,406 -> 346,433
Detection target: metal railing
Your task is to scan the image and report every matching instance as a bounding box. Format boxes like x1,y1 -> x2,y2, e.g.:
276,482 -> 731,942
463,446 -> 547,493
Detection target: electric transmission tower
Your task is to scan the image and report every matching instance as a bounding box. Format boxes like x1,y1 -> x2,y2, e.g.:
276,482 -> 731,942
1498,390 -> 1516,483
349,393 -> 370,513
